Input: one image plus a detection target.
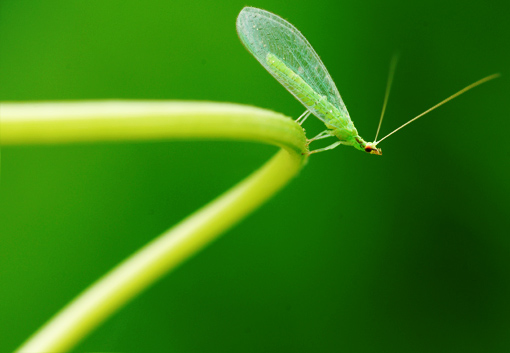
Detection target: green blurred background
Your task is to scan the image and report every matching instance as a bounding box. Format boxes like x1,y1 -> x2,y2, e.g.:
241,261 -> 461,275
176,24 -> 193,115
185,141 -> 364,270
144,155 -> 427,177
1,0 -> 509,352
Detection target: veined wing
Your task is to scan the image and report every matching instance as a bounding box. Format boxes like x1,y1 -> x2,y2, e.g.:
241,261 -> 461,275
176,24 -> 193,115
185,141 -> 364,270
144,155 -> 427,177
236,7 -> 351,123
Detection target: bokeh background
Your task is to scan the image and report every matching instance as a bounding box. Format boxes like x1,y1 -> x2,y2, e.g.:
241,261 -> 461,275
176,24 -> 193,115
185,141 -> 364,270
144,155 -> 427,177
1,0 -> 509,352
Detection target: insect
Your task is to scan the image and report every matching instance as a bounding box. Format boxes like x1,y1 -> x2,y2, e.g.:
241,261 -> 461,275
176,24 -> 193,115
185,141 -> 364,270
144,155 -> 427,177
236,7 -> 499,155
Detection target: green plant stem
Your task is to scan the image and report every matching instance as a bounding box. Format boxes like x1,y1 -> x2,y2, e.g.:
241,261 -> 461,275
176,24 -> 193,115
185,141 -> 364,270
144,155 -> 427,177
0,101 -> 308,352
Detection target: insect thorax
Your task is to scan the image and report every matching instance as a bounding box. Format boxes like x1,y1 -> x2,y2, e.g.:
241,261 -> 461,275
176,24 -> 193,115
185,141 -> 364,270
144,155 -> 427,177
327,117 -> 359,143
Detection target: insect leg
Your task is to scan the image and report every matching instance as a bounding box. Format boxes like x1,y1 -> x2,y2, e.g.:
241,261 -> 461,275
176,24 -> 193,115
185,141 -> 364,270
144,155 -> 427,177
308,141 -> 345,155
296,110 -> 311,125
307,130 -> 333,143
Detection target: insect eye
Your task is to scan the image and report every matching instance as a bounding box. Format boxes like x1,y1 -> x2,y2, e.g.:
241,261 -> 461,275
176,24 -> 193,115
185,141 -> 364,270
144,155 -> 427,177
364,146 -> 372,153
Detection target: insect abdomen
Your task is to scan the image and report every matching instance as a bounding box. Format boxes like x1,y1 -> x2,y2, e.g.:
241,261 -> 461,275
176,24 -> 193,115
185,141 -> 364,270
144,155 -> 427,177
266,53 -> 348,127
266,53 -> 317,107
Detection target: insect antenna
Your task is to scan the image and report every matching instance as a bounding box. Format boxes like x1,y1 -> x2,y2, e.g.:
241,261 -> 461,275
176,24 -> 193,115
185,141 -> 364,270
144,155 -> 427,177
374,54 -> 399,142
375,73 -> 500,144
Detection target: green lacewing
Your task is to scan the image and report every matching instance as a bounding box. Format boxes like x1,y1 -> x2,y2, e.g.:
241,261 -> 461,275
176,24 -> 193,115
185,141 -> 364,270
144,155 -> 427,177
236,6 -> 499,155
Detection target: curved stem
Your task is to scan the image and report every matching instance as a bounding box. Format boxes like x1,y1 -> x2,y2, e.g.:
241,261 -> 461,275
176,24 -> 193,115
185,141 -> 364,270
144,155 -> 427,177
0,101 -> 308,352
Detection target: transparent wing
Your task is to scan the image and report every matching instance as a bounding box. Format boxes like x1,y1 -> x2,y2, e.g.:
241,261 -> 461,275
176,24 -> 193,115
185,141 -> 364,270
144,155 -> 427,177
236,7 -> 350,122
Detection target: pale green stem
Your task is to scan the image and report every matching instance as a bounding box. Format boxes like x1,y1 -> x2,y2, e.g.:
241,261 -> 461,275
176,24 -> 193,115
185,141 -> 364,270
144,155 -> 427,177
0,101 -> 308,352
